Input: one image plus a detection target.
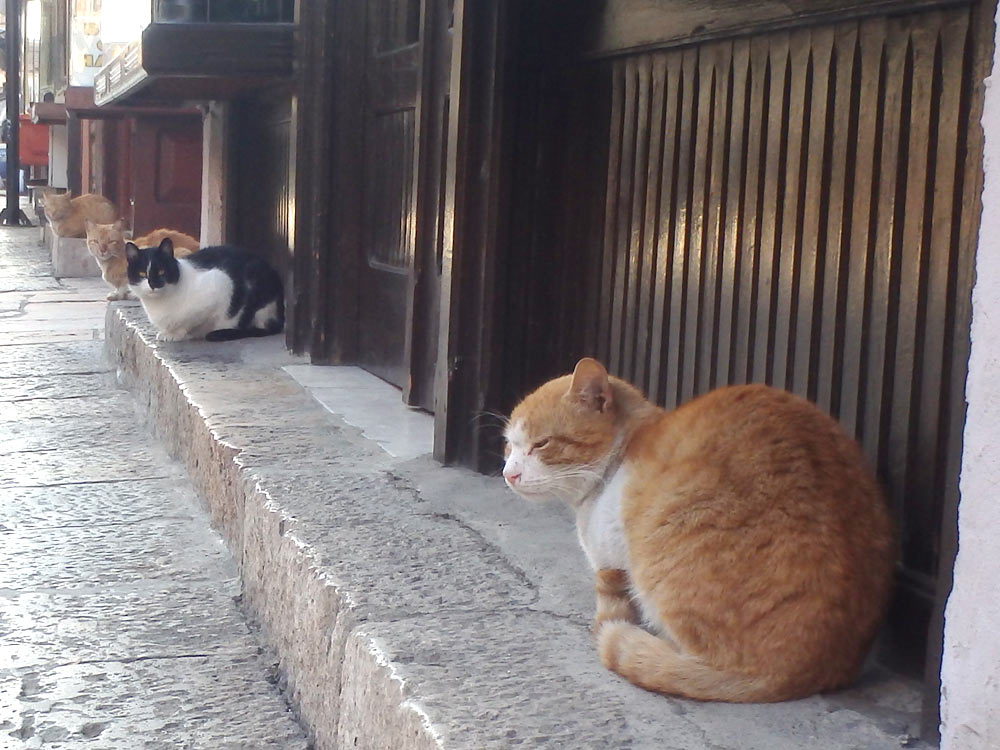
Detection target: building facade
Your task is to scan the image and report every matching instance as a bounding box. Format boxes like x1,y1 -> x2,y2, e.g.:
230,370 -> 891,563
77,0 -> 1000,743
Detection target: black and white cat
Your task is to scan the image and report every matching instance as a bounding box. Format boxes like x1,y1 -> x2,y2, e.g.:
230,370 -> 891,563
125,238 -> 284,342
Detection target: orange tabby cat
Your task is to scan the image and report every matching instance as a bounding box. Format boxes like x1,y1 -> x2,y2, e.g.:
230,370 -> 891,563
41,190 -> 117,238
503,358 -> 893,703
86,220 -> 198,301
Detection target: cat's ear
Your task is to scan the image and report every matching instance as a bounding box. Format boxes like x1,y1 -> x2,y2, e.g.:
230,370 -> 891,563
569,358 -> 613,413
125,242 -> 140,261
158,238 -> 175,258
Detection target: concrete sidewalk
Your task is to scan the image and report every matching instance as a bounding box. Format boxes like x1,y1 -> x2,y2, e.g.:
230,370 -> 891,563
0,228 -> 308,748
102,245 -> 933,746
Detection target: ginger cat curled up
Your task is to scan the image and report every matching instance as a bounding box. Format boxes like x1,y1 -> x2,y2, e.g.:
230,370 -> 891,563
40,190 -> 117,238
85,220 -> 198,301
503,358 -> 893,703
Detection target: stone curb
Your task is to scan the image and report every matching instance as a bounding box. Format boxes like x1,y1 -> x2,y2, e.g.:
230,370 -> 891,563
105,307 -> 439,750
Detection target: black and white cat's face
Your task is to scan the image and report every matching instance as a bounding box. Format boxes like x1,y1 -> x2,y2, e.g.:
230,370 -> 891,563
125,238 -> 180,297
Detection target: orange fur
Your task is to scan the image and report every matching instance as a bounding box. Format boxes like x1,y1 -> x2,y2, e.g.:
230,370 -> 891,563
133,228 -> 200,253
505,358 -> 893,703
41,191 -> 117,238
85,221 -> 198,301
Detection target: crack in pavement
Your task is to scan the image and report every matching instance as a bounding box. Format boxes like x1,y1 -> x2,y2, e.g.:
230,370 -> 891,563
5,514 -> 195,532
0,394 -> 108,405
0,476 -> 175,490
0,370 -> 113,380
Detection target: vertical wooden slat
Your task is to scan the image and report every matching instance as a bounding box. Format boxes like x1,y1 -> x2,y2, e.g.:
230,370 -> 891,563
838,17 -> 886,437
647,52 -> 681,398
623,57 -> 653,381
664,47 -> 698,407
861,19 -> 909,463
816,23 -> 860,415
751,32 -> 789,384
609,59 -> 640,375
732,35 -> 770,384
636,54 -> 668,392
716,38 -> 750,393
598,60 -> 627,364
910,10 -> 968,562
888,18 -> 938,539
792,26 -> 836,399
680,47 -> 716,402
772,28 -> 811,390
696,41 -> 734,394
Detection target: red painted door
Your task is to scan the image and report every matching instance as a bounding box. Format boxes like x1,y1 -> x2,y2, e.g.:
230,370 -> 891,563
130,114 -> 202,239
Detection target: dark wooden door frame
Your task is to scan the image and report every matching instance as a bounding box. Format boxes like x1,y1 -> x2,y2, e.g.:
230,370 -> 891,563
434,0 -> 515,467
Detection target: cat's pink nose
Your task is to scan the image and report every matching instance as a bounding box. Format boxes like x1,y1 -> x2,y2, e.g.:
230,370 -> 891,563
504,470 -> 521,486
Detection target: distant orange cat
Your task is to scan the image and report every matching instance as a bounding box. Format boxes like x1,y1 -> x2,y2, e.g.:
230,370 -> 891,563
85,220 -> 198,301
41,191 -> 117,238
504,358 -> 893,703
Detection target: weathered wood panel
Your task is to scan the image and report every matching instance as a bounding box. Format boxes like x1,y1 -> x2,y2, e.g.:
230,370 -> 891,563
590,7 -> 979,613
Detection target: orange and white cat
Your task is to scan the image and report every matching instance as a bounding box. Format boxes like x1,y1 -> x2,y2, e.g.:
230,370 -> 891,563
41,191 -> 117,238
503,358 -> 893,703
86,220 -> 198,301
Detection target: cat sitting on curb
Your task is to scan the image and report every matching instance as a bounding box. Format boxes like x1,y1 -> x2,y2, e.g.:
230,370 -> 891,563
86,220 -> 199,301
503,357 -> 892,703
40,190 -> 117,238
125,237 -> 284,342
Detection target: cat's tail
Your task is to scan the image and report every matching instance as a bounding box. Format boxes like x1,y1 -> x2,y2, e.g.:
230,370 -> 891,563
205,327 -> 278,342
598,622 -> 792,703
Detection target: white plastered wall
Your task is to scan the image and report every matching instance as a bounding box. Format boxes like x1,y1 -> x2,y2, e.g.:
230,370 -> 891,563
939,3 -> 1000,747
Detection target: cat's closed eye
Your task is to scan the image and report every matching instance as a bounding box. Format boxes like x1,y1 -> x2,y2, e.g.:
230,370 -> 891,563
529,438 -> 550,453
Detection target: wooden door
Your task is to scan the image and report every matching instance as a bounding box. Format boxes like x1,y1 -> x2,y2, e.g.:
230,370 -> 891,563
130,114 -> 202,239
357,0 -> 447,408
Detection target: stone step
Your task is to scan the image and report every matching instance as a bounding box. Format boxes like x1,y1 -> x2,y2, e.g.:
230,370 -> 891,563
104,303 -> 933,750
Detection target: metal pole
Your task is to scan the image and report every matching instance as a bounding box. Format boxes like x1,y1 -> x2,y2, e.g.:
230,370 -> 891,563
2,0 -> 25,225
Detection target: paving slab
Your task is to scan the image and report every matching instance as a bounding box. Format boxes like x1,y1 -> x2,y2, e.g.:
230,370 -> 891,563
0,656 -> 308,750
0,226 -> 308,749
106,303 -> 934,750
0,341 -> 114,378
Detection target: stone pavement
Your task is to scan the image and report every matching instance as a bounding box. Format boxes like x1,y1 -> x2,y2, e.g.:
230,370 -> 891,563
0,226 -> 308,748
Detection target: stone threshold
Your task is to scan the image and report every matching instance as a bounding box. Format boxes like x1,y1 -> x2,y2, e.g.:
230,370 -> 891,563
104,303 -> 934,750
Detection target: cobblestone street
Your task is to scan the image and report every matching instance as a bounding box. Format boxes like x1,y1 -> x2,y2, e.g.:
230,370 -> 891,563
0,226 -> 308,748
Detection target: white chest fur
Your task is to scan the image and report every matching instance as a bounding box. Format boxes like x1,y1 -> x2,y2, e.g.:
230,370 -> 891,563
137,262 -> 236,339
576,466 -> 629,571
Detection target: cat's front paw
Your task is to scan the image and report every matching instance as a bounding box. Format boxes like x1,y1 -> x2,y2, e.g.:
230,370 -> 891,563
156,330 -> 187,343
593,569 -> 638,633
106,291 -> 122,301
